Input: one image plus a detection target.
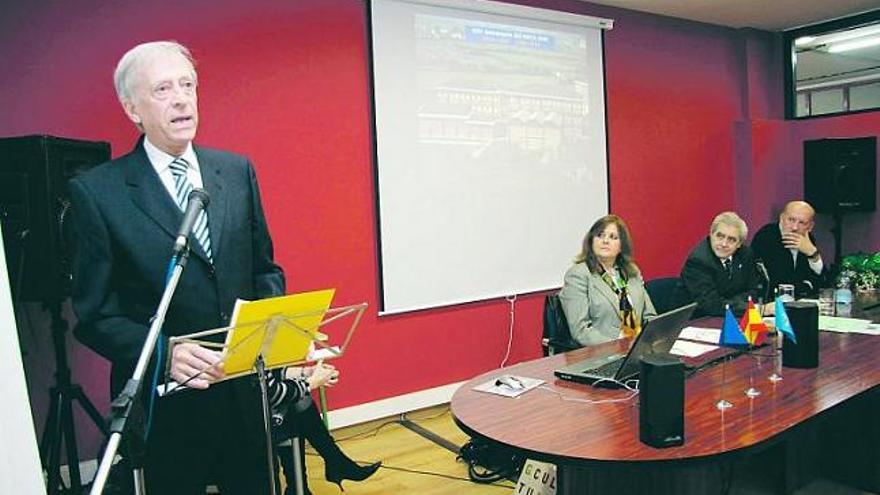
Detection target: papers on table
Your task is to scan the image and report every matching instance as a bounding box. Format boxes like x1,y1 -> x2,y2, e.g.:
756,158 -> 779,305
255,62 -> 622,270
670,340 -> 719,358
677,326 -> 721,344
819,316 -> 880,335
473,375 -> 544,398
863,324 -> 880,336
669,326 -> 721,357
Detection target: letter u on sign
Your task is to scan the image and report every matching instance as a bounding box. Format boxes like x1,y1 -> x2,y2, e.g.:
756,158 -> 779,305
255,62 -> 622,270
515,459 -> 557,495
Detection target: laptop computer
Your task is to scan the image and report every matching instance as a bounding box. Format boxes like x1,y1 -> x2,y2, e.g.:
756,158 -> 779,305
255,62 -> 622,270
554,302 -> 697,387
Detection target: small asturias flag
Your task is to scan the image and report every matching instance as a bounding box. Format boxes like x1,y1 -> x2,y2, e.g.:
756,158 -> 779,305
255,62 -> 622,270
739,297 -> 768,346
720,305 -> 749,347
775,297 -> 797,344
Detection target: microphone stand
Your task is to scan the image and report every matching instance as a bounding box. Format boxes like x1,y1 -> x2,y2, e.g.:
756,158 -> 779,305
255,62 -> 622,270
756,260 -> 771,305
90,246 -> 191,495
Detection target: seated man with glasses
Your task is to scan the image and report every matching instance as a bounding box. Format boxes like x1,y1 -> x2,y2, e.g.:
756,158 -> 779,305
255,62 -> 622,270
677,212 -> 763,317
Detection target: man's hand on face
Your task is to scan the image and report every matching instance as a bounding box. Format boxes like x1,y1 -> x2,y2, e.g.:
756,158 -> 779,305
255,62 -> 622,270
781,231 -> 817,257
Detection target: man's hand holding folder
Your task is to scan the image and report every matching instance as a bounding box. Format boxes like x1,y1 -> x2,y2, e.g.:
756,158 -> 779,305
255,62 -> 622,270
170,342 -> 226,389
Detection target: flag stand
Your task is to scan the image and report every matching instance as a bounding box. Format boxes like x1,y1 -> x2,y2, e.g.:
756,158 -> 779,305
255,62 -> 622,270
715,304 -> 748,411
744,361 -> 762,398
769,292 -> 791,383
740,297 -> 767,398
744,348 -> 763,398
715,356 -> 734,410
768,331 -> 784,383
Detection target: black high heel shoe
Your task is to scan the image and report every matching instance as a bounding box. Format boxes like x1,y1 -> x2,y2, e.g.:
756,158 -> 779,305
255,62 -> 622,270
325,460 -> 381,491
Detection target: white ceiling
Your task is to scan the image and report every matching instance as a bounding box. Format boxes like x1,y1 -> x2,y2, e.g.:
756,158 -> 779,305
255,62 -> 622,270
578,0 -> 880,31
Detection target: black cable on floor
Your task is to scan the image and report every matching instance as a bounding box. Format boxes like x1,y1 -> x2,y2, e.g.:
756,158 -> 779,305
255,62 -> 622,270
376,464 -> 515,489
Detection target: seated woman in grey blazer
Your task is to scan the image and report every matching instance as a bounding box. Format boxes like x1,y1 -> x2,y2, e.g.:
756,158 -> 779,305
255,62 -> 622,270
559,215 -> 657,346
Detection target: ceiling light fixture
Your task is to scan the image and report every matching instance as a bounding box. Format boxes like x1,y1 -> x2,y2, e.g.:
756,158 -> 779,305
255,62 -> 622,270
813,23 -> 880,46
828,36 -> 880,53
795,36 -> 816,46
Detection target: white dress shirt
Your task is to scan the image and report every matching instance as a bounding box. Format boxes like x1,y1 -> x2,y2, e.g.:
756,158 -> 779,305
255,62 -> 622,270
143,136 -> 204,204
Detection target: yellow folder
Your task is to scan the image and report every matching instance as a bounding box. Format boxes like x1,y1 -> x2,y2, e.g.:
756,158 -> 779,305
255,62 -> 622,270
222,288 -> 335,376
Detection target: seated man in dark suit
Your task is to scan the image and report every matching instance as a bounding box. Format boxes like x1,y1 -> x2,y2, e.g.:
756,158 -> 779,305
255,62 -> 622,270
678,212 -> 763,317
751,200 -> 828,298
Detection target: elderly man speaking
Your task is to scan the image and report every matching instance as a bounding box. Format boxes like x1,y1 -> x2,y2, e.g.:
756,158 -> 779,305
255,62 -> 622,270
69,41 -> 285,494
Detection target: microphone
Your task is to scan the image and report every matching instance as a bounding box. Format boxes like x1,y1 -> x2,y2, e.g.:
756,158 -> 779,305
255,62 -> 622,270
756,260 -> 770,301
173,188 -> 210,255
756,260 -> 769,283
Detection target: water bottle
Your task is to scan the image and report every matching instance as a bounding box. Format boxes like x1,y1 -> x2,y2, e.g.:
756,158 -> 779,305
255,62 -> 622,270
834,285 -> 852,317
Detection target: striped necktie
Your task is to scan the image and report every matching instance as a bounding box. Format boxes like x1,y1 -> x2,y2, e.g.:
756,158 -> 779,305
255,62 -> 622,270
169,157 -> 213,263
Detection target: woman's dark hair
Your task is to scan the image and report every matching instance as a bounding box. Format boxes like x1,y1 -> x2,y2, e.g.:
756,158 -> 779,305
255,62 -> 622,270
574,214 -> 640,278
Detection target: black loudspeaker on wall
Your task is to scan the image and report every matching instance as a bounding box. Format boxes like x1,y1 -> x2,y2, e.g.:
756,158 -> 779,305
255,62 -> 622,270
0,135 -> 110,302
639,353 -> 684,448
782,301 -> 819,369
804,136 -> 877,214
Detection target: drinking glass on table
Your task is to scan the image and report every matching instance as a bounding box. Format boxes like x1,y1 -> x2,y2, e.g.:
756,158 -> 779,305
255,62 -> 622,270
818,289 -> 835,316
778,284 -> 795,303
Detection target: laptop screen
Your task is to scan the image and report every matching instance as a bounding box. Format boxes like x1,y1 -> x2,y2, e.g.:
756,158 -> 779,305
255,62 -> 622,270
615,302 -> 697,381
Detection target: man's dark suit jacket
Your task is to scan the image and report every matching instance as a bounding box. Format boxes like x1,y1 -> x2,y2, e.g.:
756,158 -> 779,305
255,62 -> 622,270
677,237 -> 762,317
68,137 -> 285,486
751,222 -> 827,298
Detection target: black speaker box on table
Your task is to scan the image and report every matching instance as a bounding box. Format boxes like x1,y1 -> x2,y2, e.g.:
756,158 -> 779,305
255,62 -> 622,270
782,301 -> 819,369
639,352 -> 685,448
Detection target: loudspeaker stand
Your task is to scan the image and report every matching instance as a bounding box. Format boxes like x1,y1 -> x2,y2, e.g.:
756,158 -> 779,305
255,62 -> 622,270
39,300 -> 108,494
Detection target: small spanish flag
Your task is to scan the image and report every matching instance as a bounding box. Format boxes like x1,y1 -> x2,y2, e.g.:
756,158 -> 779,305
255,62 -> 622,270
739,297 -> 768,346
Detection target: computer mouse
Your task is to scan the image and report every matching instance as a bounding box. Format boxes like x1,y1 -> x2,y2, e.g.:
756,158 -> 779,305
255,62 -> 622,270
495,375 -> 525,390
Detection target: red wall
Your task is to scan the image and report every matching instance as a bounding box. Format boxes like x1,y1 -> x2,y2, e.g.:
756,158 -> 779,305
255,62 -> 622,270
745,113 -> 880,257
601,8 -> 745,276
2,0 -> 877,456
1,0 -> 556,416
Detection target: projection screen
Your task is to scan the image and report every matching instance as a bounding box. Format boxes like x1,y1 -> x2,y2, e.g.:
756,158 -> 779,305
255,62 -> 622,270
370,0 -> 612,314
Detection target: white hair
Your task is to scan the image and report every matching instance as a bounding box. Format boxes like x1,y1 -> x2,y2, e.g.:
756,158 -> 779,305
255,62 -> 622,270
710,211 -> 748,243
113,41 -> 196,103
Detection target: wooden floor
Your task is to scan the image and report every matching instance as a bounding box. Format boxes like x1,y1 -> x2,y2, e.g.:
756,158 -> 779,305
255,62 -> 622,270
294,406 -> 513,495
287,404 -> 876,495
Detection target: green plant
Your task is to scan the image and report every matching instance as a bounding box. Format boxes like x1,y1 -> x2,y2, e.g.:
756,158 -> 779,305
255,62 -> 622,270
839,252 -> 880,291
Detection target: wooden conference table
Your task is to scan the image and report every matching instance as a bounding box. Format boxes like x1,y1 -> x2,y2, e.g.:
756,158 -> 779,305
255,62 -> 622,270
451,307 -> 880,494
